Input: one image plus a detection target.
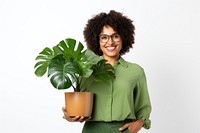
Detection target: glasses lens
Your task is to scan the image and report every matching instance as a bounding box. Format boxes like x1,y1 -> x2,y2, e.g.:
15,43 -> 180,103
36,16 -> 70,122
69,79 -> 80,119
100,35 -> 108,43
112,34 -> 120,42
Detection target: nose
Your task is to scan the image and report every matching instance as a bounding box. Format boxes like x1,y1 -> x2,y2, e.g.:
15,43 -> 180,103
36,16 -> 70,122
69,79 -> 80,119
107,36 -> 114,44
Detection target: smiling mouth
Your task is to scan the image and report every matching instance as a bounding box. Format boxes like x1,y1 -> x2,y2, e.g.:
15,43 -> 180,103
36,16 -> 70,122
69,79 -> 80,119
106,46 -> 116,51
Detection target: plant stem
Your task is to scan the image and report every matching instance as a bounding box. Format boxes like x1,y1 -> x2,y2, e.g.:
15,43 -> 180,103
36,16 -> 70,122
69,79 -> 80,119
79,76 -> 93,92
75,76 -> 80,92
72,84 -> 76,92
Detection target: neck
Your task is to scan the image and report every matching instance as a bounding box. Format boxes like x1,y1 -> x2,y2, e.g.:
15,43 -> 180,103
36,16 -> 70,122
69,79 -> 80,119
103,55 -> 120,66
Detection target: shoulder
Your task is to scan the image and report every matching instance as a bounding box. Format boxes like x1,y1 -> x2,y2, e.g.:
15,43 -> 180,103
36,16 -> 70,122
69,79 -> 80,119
119,58 -> 146,80
121,58 -> 144,73
127,61 -> 143,69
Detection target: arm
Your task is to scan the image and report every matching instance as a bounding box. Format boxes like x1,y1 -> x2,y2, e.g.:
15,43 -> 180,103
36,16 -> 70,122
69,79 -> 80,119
119,69 -> 152,132
134,70 -> 152,129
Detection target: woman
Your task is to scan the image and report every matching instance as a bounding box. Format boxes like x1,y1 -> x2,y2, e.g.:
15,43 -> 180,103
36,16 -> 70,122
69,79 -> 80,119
63,10 -> 152,133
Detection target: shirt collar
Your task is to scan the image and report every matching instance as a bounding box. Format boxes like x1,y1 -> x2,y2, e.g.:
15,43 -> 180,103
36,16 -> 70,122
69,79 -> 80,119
99,56 -> 128,68
115,57 -> 128,68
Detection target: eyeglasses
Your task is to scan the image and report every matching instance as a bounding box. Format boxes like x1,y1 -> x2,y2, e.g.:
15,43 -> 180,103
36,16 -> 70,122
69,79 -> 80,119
99,33 -> 121,43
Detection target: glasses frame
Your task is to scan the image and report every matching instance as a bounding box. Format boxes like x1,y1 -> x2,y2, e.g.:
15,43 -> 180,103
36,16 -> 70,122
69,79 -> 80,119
99,33 -> 121,43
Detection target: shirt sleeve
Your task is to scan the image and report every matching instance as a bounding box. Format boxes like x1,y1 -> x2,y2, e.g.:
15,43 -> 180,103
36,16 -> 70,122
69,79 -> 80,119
134,69 -> 152,129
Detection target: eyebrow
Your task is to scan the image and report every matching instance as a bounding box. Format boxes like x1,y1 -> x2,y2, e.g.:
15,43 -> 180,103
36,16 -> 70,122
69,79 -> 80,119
99,33 -> 118,36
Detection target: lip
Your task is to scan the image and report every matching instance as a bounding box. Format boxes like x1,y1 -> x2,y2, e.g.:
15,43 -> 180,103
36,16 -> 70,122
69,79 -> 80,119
105,46 -> 116,51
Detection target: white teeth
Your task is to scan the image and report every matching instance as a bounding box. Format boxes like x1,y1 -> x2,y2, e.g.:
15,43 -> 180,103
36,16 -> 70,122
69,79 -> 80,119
106,46 -> 115,51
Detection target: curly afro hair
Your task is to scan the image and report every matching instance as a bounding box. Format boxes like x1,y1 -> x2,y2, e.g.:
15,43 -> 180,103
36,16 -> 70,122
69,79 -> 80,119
83,10 -> 135,56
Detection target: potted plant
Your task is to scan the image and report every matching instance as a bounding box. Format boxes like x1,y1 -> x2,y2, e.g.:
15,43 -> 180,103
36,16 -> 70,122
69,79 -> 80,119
34,38 -> 115,117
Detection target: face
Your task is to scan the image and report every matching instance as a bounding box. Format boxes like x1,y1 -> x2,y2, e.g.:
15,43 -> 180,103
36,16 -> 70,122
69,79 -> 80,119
99,25 -> 122,60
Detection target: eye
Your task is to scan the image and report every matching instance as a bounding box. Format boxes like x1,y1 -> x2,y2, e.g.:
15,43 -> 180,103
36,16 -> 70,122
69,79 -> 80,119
113,34 -> 120,39
101,35 -> 108,40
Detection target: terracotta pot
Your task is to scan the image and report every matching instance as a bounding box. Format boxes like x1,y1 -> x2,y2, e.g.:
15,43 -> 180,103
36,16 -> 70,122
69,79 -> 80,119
65,92 -> 94,117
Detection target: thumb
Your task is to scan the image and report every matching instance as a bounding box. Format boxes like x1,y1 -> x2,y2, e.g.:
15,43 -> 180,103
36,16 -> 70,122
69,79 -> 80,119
62,107 -> 70,119
119,123 -> 129,131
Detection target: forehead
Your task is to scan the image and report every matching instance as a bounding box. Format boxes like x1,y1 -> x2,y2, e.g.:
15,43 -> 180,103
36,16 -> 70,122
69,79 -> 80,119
100,25 -> 117,35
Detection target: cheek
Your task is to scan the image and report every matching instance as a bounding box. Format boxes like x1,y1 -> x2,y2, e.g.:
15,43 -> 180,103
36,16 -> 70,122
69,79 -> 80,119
99,43 -> 104,50
119,43 -> 122,50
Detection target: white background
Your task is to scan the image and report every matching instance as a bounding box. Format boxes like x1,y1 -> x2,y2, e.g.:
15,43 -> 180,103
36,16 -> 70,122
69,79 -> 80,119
0,0 -> 200,133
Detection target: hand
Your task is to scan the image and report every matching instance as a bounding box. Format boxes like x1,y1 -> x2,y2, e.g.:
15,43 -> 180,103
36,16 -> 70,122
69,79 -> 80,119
119,119 -> 144,133
62,107 -> 91,122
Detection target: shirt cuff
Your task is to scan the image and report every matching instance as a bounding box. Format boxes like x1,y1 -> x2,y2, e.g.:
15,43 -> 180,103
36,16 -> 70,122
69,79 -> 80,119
138,116 -> 151,129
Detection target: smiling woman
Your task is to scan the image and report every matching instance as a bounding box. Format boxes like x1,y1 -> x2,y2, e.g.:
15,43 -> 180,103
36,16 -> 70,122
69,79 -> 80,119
99,26 -> 122,65
62,10 -> 152,133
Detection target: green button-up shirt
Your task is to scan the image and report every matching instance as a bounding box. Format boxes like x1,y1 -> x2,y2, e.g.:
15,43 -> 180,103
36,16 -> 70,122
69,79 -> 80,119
81,57 -> 151,129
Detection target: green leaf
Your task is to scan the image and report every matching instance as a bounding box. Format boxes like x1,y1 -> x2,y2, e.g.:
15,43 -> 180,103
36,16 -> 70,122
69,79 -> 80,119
39,47 -> 53,55
91,59 -> 115,81
53,39 -> 99,78
48,55 -> 80,89
78,49 -> 99,78
55,38 -> 85,60
34,47 -> 54,77
34,61 -> 48,76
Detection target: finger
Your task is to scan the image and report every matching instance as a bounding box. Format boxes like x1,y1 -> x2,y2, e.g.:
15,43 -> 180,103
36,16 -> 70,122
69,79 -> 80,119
84,117 -> 91,121
62,107 -> 70,117
62,107 -> 68,117
62,107 -> 74,121
71,116 -> 81,121
79,117 -> 91,123
78,116 -> 85,123
62,107 -> 69,120
79,116 -> 85,121
79,116 -> 90,121
119,123 -> 130,131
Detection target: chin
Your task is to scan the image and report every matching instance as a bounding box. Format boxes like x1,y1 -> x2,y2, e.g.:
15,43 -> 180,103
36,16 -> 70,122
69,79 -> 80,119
107,54 -> 119,58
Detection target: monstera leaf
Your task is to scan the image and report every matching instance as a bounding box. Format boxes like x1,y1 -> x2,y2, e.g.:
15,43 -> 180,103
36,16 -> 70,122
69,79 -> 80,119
53,38 -> 85,60
34,38 -> 115,91
34,47 -> 54,77
53,39 -> 99,78
91,59 -> 115,81
48,55 -> 80,89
